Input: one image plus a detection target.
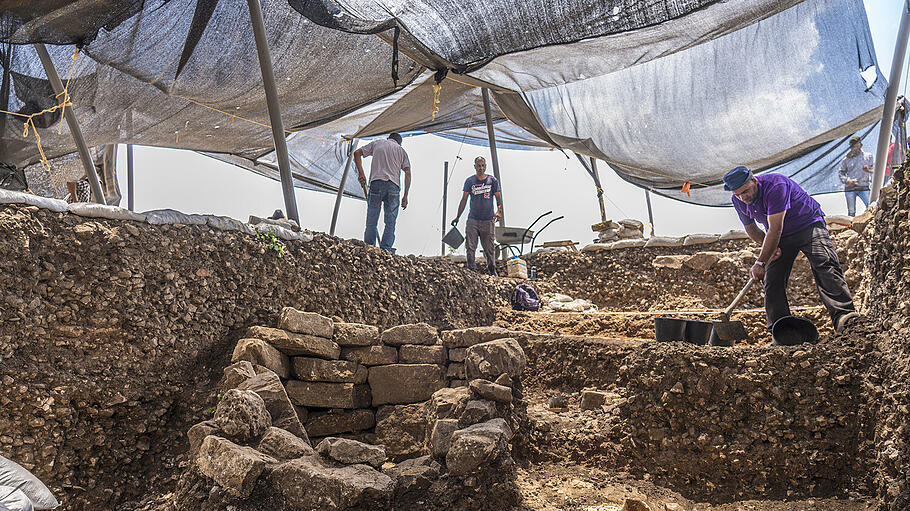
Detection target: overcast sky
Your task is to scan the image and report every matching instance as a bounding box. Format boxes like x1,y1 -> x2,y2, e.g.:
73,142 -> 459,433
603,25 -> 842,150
117,0 -> 907,256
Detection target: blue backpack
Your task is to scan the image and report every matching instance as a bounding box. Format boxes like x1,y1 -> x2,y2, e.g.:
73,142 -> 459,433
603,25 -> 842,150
511,284 -> 540,311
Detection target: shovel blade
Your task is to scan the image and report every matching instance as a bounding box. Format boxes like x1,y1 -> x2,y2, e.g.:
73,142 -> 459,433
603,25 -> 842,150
712,320 -> 748,341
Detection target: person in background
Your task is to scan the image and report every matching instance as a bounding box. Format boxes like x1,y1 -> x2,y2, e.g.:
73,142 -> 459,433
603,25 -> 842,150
838,136 -> 873,216
724,166 -> 858,334
354,133 -> 411,253
451,156 -> 503,276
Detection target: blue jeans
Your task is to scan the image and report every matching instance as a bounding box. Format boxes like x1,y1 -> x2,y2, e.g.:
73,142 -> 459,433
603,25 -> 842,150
364,180 -> 399,252
844,189 -> 870,217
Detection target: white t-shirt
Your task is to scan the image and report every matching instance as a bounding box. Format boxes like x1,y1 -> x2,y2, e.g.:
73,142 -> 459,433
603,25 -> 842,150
361,138 -> 410,187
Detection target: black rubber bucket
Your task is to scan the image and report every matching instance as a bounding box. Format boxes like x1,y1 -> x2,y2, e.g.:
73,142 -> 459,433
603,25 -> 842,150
654,317 -> 687,342
684,320 -> 714,345
771,316 -> 819,346
708,328 -> 734,347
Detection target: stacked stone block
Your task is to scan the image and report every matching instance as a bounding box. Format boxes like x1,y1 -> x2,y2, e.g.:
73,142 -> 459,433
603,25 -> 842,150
230,308 -> 515,444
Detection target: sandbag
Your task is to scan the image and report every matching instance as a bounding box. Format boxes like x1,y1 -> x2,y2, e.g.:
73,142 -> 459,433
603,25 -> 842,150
0,455 -> 58,509
581,243 -> 613,253
825,214 -> 853,226
206,215 -> 254,235
67,203 -> 147,222
619,219 -> 644,231
611,239 -> 647,249
718,229 -> 749,240
253,223 -> 313,242
0,190 -> 68,213
644,236 -> 684,247
682,233 -> 720,246
143,209 -> 207,225
0,486 -> 34,511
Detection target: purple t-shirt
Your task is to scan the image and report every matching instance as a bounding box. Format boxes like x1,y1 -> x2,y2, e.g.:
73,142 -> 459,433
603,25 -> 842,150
732,173 -> 825,236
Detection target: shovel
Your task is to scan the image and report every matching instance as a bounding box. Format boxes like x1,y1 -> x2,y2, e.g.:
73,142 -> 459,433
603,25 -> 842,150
711,278 -> 755,343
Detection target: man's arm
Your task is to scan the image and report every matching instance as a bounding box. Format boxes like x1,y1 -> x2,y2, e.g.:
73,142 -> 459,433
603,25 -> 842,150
744,222 -> 764,245
750,211 -> 786,281
493,191 -> 503,222
401,166 -> 411,209
353,148 -> 368,195
452,191 -> 470,225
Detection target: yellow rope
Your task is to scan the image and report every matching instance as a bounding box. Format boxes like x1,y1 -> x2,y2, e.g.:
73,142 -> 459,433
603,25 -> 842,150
0,49 -> 86,196
431,82 -> 442,120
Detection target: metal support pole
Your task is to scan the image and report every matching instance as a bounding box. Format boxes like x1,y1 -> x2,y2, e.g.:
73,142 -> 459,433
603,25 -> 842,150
872,0 -> 910,202
441,161 -> 449,256
330,139 -> 357,236
34,43 -> 106,205
481,88 -> 505,227
589,157 -> 607,222
645,189 -> 655,236
247,0 -> 299,223
127,144 -> 135,211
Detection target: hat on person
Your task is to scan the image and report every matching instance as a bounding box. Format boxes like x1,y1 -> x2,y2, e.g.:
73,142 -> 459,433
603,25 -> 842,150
723,166 -> 754,191
849,136 -> 862,147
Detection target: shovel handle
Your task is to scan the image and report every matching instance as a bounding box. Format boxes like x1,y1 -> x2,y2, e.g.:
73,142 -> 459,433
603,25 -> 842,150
724,278 -> 755,320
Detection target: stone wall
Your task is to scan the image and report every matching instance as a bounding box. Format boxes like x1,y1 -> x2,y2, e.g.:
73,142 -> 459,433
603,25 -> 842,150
863,164 -> 910,510
0,203 -> 500,511
178,314 -> 528,511
517,331 -> 879,503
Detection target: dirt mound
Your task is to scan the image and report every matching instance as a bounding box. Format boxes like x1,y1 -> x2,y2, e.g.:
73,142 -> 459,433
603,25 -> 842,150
0,204 -> 501,511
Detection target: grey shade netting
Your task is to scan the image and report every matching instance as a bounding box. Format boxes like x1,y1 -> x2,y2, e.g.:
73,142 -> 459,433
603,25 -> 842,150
0,0 -> 421,174
0,0 -> 899,209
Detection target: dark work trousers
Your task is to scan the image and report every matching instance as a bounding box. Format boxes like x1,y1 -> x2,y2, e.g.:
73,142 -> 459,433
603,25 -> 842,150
465,218 -> 498,276
764,221 -> 855,329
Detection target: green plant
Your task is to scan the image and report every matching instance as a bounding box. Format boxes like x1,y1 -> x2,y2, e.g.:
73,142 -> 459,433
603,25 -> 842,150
256,227 -> 286,258
206,393 -> 222,417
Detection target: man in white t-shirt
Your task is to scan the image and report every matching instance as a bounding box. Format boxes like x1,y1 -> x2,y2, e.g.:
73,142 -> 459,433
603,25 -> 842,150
353,133 -> 411,253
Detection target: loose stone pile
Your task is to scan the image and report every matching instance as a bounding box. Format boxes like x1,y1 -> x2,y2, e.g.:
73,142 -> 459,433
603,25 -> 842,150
176,309 -> 530,510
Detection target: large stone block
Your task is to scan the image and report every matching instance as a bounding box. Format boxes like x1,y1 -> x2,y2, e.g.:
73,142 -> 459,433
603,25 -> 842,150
445,419 -> 513,476
236,370 -> 308,441
197,436 -> 276,498
441,326 -> 511,348
375,403 -> 428,460
333,323 -> 380,347
269,456 -> 394,510
446,363 -> 465,380
248,326 -> 340,359
469,379 -> 513,403
426,387 -> 471,422
187,420 -> 218,455
341,345 -> 398,366
293,357 -> 367,384
316,437 -> 387,468
429,419 -> 460,458
447,348 -> 467,363
231,338 -> 290,379
213,389 -> 271,443
305,409 -> 375,437
219,361 -> 256,392
465,338 -> 527,380
278,307 -> 334,338
258,426 -> 315,460
286,380 -> 371,409
399,344 -> 447,364
381,323 -> 438,346
368,364 -> 446,406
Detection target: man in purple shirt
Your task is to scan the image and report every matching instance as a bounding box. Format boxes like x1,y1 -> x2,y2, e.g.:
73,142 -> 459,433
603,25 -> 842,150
724,166 -> 857,333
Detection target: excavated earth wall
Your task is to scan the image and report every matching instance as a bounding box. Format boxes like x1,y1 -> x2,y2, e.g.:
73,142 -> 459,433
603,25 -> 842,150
0,204 -> 499,511
864,164 -> 910,510
515,331 -> 879,503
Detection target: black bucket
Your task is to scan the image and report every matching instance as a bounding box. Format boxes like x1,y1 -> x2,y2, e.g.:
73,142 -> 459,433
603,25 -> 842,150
771,316 -> 819,346
654,317 -> 687,342
708,328 -> 734,347
442,227 -> 465,249
684,320 -> 713,345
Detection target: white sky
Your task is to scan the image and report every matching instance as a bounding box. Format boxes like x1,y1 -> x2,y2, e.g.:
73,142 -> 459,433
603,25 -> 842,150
115,0 -> 907,256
